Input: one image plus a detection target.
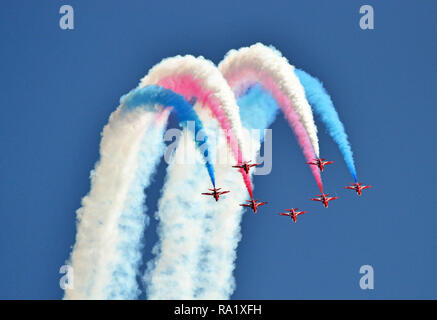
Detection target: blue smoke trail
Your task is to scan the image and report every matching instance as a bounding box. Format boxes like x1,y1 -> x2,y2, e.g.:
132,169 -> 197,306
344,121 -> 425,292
237,84 -> 279,136
122,85 -> 216,187
192,86 -> 280,299
295,69 -> 358,182
106,120 -> 167,299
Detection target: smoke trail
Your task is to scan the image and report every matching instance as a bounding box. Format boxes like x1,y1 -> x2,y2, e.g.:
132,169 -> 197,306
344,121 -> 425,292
126,56 -> 256,300
220,43 -> 319,156
237,84 -> 280,132
105,110 -> 169,299
193,93 -> 263,299
64,45 -> 356,302
192,161 -> 251,299
122,85 -> 216,187
137,56 -> 260,298
295,69 -> 358,181
195,52 -> 333,299
140,56 -> 254,198
65,85 -> 215,299
145,70 -> 324,300
144,127 -> 212,299
144,48 -> 330,300
219,43 -> 323,191
65,107 -> 160,299
144,106 -> 258,299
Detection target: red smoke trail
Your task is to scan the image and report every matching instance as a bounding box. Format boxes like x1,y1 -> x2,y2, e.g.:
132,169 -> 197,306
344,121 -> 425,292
158,75 -> 254,198
226,68 -> 323,192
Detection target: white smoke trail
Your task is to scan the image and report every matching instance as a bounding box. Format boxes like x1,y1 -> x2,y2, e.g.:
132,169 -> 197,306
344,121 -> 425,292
219,43 -> 320,157
139,56 -> 258,299
190,43 -> 321,298
144,103 -> 259,299
193,125 -> 260,299
185,44 -> 322,298
140,55 -> 251,166
105,111 -> 169,299
67,54 -> 251,300
67,46 -> 322,300
144,127 -> 212,299
64,107 -> 167,300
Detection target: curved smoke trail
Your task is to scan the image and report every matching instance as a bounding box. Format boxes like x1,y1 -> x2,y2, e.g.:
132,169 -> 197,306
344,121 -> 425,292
144,127 -> 213,299
132,51 -> 324,300
105,111 -> 170,299
122,85 -> 217,187
144,98 -> 260,299
193,47 -> 333,297
65,107 -> 164,299
140,55 -> 254,198
194,77 -> 327,299
65,86 -> 213,299
193,85 -> 274,299
295,69 -> 358,181
219,43 -> 323,191
138,56 -> 266,300
67,44 -> 351,300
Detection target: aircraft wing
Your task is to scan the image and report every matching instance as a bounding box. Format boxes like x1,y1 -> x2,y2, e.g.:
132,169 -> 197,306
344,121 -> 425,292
239,204 -> 251,207
310,198 -> 321,202
278,213 -> 290,216
258,202 -> 267,206
202,192 -> 213,195
362,185 -> 372,189
219,191 -> 230,195
344,186 -> 355,190
328,196 -> 339,201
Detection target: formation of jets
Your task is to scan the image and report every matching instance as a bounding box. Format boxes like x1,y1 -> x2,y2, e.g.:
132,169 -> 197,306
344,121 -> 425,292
201,157 -> 372,223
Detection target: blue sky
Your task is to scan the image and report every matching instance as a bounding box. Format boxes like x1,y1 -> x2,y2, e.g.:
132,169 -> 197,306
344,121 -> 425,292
1,0 -> 436,299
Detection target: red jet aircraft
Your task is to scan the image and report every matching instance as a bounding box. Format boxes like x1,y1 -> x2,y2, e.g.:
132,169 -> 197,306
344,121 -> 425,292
201,187 -> 230,202
240,199 -> 267,214
306,158 -> 334,172
232,161 -> 261,174
345,182 -> 372,196
278,208 -> 307,223
310,193 -> 339,208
